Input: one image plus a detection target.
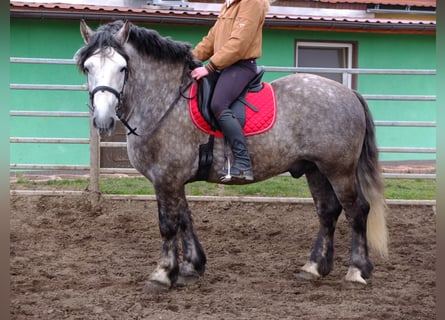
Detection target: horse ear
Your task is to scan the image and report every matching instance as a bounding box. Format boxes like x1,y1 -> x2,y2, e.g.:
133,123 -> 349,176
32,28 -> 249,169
115,20 -> 132,46
80,19 -> 95,44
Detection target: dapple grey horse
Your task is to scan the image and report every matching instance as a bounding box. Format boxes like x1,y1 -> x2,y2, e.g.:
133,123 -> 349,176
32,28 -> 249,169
76,20 -> 388,289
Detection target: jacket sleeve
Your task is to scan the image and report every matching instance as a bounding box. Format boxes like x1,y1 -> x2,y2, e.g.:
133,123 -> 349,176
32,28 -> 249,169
210,0 -> 264,69
192,24 -> 216,62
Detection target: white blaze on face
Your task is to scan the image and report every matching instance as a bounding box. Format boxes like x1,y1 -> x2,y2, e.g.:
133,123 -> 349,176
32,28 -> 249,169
83,48 -> 128,130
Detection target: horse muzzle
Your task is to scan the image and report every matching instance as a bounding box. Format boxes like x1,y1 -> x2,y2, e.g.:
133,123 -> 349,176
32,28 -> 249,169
89,86 -> 121,134
92,114 -> 116,134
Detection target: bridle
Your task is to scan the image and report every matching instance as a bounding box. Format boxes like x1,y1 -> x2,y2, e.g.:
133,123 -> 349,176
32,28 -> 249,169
87,66 -> 138,135
87,57 -> 196,137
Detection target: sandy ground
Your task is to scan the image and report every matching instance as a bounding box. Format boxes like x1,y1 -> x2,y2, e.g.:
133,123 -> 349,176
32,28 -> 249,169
10,195 -> 435,319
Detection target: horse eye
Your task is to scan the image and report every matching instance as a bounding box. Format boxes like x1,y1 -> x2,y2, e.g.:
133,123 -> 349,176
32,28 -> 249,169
83,67 -> 89,74
120,67 -> 127,73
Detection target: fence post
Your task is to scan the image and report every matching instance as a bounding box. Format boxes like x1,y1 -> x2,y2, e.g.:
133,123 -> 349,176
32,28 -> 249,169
88,118 -> 101,207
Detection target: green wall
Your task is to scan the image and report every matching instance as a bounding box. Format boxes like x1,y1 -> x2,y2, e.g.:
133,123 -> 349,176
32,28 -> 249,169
10,19 -> 89,167
356,33 -> 436,161
258,28 -> 436,161
10,18 -> 436,166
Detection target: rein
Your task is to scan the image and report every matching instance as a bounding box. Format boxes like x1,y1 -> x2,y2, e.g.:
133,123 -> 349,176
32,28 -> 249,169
88,67 -> 138,135
119,62 -> 194,138
88,59 -> 195,137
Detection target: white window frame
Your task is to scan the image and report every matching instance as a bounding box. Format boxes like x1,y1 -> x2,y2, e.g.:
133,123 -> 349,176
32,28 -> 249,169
295,41 -> 354,88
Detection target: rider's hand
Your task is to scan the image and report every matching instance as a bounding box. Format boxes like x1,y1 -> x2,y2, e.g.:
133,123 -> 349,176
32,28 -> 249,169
191,66 -> 209,80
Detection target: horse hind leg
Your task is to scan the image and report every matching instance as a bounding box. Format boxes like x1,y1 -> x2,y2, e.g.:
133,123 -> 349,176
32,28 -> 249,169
298,166 -> 343,280
329,174 -> 373,285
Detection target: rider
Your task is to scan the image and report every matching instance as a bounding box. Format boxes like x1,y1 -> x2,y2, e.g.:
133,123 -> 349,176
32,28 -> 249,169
191,0 -> 270,181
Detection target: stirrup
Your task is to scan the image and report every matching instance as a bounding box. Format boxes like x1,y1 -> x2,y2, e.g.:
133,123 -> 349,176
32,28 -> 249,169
219,158 -> 233,182
218,159 -> 254,182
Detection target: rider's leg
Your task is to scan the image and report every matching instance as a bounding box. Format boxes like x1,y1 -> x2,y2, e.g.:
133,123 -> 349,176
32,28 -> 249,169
210,59 -> 257,180
215,109 -> 254,180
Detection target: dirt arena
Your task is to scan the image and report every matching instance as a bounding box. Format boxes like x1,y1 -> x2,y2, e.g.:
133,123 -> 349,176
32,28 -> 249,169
10,195 -> 435,319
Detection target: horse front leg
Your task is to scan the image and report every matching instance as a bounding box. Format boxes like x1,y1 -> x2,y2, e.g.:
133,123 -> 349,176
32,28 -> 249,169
178,201 -> 207,285
147,187 -> 206,289
147,191 -> 181,289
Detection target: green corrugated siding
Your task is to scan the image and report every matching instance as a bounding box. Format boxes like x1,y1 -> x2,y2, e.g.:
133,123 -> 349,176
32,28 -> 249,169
10,18 -> 436,166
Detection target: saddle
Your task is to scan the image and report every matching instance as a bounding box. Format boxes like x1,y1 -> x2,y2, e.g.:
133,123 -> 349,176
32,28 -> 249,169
197,66 -> 266,132
189,67 -> 276,139
188,66 -> 277,181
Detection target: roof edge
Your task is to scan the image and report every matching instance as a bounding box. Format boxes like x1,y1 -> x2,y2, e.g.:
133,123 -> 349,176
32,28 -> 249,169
10,2 -> 436,34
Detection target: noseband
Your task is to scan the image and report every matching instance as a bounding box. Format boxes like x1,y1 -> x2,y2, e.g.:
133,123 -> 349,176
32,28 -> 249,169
88,68 -> 138,136
87,58 -> 195,138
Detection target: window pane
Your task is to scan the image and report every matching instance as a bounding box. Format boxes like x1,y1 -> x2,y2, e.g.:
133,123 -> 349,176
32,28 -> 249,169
297,47 -> 347,84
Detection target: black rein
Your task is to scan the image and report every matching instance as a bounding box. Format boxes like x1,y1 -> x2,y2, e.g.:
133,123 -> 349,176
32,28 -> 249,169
88,68 -> 138,136
88,61 -> 195,137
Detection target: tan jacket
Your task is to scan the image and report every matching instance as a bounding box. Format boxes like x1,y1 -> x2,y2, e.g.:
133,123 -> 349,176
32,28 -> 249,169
192,0 -> 268,70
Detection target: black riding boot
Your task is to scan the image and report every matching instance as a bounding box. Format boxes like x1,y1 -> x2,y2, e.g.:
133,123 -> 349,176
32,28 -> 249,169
216,109 -> 254,181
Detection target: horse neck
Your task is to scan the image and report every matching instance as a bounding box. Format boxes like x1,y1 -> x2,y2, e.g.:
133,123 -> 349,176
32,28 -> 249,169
123,53 -> 188,134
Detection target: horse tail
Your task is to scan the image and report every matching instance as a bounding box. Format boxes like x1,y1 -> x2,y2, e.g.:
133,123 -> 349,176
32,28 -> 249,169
354,91 -> 389,258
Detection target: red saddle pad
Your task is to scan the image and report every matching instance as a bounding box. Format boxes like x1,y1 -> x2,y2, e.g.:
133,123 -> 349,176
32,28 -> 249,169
188,82 -> 277,139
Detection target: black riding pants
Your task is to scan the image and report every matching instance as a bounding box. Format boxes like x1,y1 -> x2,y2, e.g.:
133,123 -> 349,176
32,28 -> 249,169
210,59 -> 257,118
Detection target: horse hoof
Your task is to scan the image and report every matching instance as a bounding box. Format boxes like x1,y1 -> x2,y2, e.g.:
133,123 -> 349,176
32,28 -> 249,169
149,266 -> 172,283
298,261 -> 321,281
176,268 -> 201,287
176,262 -> 202,287
296,270 -> 320,281
341,279 -> 367,290
344,266 -> 367,285
143,280 -> 171,293
176,274 -> 200,287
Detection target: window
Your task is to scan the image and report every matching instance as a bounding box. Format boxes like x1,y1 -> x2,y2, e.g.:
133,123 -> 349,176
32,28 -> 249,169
296,41 -> 357,89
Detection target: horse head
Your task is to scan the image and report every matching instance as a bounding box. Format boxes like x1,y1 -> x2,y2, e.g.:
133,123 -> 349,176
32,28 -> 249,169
77,20 -> 132,135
